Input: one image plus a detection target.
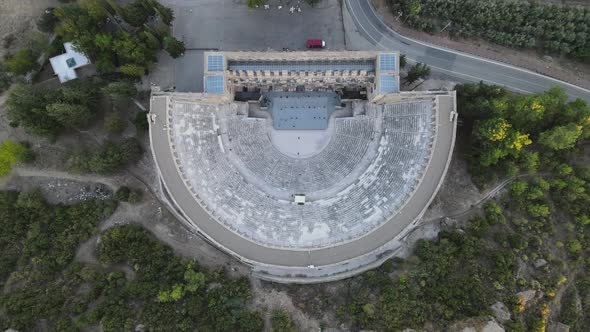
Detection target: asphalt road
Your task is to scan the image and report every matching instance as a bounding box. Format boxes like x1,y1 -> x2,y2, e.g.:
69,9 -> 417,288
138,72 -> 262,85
346,0 -> 590,103
169,0 -> 346,92
150,94 -> 456,268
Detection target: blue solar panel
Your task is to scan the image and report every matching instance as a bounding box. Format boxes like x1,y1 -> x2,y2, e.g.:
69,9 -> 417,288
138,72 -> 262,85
228,60 -> 375,72
379,53 -> 396,71
379,74 -> 399,93
207,55 -> 224,71
205,75 -> 224,93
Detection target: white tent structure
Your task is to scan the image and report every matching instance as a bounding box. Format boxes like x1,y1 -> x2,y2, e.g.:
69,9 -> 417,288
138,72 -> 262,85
49,42 -> 91,83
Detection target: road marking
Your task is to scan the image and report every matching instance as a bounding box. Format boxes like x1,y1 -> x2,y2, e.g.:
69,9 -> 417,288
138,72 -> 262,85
347,0 -> 532,94
355,0 -> 590,94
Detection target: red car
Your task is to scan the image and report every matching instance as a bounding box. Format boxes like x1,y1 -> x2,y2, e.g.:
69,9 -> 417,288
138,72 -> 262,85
306,39 -> 326,48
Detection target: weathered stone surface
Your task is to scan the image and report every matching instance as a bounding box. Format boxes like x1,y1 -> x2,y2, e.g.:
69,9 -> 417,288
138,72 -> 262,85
491,301 -> 511,322
517,289 -> 536,306
482,320 -> 505,332
534,259 -> 548,268
461,328 -> 477,332
135,324 -> 145,332
548,322 -> 570,332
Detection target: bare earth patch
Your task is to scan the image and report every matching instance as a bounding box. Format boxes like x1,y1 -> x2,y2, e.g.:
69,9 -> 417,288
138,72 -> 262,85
372,0 -> 590,90
0,0 -> 59,57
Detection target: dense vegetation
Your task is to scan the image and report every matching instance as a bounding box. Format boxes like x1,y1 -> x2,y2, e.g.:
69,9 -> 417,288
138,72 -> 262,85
457,83 -> 590,187
278,84 -> 590,331
0,0 -> 184,90
390,0 -> 590,62
0,190 -> 117,329
65,138 -> 143,175
6,79 -> 102,138
0,191 -> 266,331
54,0 -> 184,76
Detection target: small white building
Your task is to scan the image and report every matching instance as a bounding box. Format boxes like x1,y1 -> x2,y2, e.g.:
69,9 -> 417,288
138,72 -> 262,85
49,42 -> 91,83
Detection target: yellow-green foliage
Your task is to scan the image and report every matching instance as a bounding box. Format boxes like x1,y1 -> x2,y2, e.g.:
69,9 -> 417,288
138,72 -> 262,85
0,140 -> 27,177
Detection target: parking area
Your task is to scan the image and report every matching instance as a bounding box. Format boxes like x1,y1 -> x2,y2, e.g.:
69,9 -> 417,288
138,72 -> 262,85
164,0 -> 346,92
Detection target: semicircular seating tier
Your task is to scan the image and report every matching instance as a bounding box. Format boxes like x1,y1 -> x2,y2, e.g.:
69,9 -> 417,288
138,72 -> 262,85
168,99 -> 437,248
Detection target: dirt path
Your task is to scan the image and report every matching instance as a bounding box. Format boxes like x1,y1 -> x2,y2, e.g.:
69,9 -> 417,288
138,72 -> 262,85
14,167 -> 122,189
425,172 -> 550,224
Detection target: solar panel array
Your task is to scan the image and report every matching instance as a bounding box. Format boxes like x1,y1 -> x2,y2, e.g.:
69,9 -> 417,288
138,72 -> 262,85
379,74 -> 399,93
228,60 -> 375,72
207,54 -> 224,71
205,75 -> 224,94
379,53 -> 396,71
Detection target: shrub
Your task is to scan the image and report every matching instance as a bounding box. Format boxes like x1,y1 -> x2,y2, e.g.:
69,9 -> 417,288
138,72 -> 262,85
5,50 -> 37,76
134,111 -> 149,133
115,186 -> 130,201
0,141 -> 31,177
120,64 -> 146,77
104,112 -> 128,135
247,0 -> 266,8
163,36 -> 185,58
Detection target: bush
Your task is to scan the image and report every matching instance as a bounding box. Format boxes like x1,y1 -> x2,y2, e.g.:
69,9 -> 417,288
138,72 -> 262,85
247,0 -> 266,8
104,112 -> 128,135
0,140 -> 32,177
115,186 -> 142,203
114,186 -> 130,201
102,81 -> 137,106
120,64 -> 146,77
5,49 -> 37,76
271,309 -> 296,332
134,111 -> 149,133
163,36 -> 185,58
67,138 -> 142,175
7,80 -> 102,138
127,189 -> 143,203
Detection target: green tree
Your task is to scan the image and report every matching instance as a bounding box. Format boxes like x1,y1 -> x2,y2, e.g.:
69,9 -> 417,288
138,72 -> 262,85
527,204 -> 551,219
408,0 -> 421,16
539,123 -> 583,151
0,62 -> 12,92
163,36 -> 185,58
6,84 -> 62,138
46,103 -> 93,128
271,309 -> 296,332
120,64 -> 146,77
399,54 -> 407,69
155,4 -> 174,25
104,112 -> 128,135
405,62 -> 430,85
134,111 -> 149,133
120,137 -> 142,163
247,0 -> 266,8
114,186 -> 131,201
122,1 -> 152,27
80,0 -> 108,22
102,81 -> 137,105
484,202 -> 506,224
238,311 -> 264,332
510,180 -> 528,199
184,266 -> 206,293
5,50 -> 36,75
